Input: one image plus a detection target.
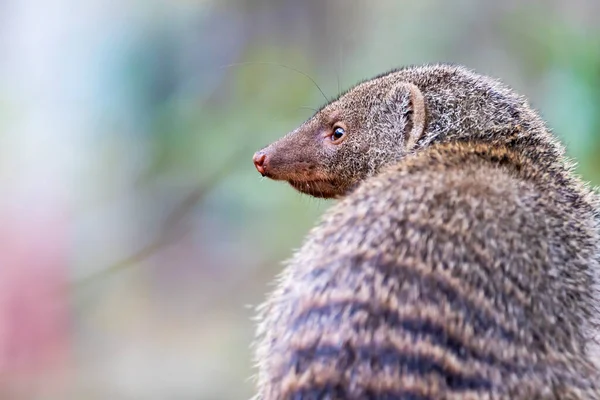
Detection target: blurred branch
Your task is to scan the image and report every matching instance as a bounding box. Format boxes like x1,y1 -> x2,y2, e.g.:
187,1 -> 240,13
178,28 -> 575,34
71,142 -> 254,290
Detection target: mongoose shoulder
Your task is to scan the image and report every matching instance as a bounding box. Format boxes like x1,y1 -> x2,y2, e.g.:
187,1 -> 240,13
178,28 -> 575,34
251,64 -> 600,399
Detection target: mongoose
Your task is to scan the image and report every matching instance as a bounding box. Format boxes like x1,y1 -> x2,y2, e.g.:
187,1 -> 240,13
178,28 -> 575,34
251,64 -> 600,399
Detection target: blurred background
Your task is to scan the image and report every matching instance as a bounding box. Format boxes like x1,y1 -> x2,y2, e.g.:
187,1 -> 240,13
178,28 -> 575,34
1,0 -> 600,398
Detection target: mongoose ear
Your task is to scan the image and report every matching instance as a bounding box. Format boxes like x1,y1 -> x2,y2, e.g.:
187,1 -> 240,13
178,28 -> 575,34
384,82 -> 426,151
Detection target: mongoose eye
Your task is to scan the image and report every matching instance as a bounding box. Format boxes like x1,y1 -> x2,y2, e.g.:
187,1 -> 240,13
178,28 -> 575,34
331,126 -> 346,141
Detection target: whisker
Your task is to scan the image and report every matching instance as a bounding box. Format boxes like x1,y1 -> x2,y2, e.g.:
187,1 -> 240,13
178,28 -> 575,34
337,45 -> 342,96
335,67 -> 340,98
297,106 -> 319,113
220,61 -> 329,103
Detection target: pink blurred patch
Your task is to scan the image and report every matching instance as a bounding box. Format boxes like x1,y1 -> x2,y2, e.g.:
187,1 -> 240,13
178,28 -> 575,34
0,200 -> 71,386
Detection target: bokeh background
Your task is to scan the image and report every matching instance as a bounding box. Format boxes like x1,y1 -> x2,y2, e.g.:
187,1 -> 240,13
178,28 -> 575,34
1,0 -> 600,398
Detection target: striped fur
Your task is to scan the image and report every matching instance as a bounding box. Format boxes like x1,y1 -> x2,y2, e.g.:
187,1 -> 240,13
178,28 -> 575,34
252,66 -> 600,399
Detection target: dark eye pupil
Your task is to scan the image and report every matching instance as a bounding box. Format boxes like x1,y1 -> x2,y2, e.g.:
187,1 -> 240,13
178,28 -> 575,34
333,127 -> 345,140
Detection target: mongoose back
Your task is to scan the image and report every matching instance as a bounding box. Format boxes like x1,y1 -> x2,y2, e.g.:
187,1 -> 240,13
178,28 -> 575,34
251,64 -> 600,399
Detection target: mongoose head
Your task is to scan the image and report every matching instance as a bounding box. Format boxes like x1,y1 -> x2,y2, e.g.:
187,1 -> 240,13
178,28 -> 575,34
252,64 -> 549,198
253,80 -> 426,198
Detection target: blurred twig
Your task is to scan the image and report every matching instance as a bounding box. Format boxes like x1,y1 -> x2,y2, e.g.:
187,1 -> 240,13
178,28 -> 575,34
72,142 -> 254,290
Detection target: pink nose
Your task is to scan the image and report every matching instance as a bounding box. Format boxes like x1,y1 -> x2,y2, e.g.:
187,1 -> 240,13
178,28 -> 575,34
253,152 -> 267,175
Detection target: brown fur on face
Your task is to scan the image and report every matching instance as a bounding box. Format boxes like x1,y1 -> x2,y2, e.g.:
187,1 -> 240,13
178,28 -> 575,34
253,78 -> 427,198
